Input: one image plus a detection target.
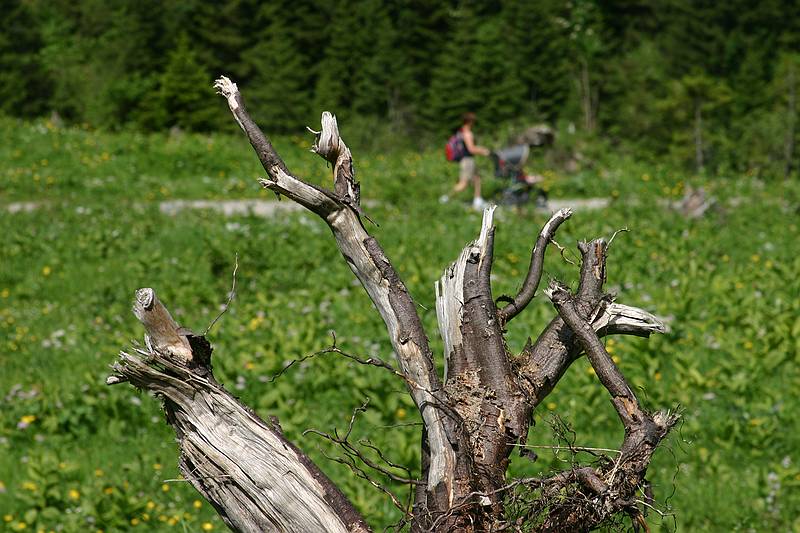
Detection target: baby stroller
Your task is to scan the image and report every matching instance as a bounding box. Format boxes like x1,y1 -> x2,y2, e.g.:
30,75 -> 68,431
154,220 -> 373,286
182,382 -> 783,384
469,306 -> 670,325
490,144 -> 548,207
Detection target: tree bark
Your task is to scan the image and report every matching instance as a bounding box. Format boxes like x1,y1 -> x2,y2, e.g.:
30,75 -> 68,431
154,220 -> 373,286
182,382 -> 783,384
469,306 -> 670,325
108,76 -> 678,532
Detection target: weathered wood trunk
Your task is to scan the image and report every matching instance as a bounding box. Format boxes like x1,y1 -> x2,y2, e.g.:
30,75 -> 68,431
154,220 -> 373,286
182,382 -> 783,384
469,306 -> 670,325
108,77 -> 677,532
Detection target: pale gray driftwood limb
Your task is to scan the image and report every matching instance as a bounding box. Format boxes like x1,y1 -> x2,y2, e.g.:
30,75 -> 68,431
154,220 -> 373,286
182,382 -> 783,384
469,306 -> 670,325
111,289 -> 370,533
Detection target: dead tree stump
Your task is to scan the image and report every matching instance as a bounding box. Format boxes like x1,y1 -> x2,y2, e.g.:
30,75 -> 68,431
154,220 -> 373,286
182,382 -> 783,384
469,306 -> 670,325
107,77 -> 678,532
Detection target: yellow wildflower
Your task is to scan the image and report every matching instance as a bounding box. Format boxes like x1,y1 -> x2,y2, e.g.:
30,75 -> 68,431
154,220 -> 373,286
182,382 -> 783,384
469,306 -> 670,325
153,463 -> 162,471
193,500 -> 202,509
19,415 -> 36,425
146,501 -> 155,510
68,489 -> 80,500
161,483 -> 170,492
4,515 -> 13,523
42,266 -> 51,276
547,402 -> 557,410
130,518 -> 140,526
202,523 -> 214,531
94,469 -> 104,477
21,481 -> 37,492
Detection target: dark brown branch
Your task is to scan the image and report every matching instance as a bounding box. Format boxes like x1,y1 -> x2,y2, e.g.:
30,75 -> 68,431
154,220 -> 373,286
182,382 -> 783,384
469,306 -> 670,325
547,279 -> 678,444
546,282 -> 637,421
517,238 -> 610,406
317,447 -> 410,516
539,281 -> 679,531
213,78 -> 289,179
498,208 -> 573,323
214,77 -> 342,218
576,239 -> 607,301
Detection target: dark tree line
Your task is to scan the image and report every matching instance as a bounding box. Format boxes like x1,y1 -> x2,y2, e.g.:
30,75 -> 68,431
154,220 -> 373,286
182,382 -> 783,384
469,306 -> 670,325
2,0 -> 799,174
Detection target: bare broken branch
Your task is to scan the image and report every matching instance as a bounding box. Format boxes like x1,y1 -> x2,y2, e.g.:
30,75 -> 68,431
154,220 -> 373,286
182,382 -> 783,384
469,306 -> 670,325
132,288 -> 193,363
539,280 -> 679,530
546,281 -> 638,408
498,208 -> 573,323
308,112 -> 360,208
112,289 -> 371,533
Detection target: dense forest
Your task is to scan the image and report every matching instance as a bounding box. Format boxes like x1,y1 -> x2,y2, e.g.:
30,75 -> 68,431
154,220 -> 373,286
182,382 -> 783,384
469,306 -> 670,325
2,0 -> 799,175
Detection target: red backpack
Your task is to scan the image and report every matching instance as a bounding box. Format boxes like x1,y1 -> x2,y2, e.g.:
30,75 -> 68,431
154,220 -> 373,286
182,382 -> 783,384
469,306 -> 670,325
445,130 -> 469,162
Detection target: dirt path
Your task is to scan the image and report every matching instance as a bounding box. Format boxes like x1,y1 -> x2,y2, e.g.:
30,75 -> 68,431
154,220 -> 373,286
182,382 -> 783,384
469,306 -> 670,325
5,198 -> 611,217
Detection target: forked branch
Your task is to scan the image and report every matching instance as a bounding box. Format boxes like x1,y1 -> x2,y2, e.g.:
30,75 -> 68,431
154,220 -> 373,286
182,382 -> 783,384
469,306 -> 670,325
538,280 -> 679,531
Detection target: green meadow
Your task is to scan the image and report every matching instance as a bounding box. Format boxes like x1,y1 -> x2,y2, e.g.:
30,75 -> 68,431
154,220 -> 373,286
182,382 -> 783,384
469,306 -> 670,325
1,116 -> 799,531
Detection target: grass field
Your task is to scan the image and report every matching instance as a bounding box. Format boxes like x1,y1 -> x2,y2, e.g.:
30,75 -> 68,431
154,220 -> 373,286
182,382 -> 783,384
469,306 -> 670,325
1,115 -> 799,531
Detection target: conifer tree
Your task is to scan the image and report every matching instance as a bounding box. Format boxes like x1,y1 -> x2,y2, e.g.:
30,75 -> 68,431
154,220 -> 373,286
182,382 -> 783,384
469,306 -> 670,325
499,0 -> 571,122
0,0 -> 49,117
566,0 -> 606,132
313,0 -> 362,121
426,5 -> 483,133
659,72 -> 732,171
156,32 -> 220,131
241,2 -> 311,133
470,15 -> 527,125
163,0 -> 256,82
388,0 -> 451,130
351,0 -> 396,119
